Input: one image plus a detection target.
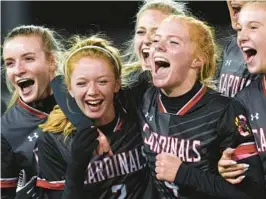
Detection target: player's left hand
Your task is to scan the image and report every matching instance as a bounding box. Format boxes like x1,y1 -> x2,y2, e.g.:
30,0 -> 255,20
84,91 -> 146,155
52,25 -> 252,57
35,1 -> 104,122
155,152 -> 182,182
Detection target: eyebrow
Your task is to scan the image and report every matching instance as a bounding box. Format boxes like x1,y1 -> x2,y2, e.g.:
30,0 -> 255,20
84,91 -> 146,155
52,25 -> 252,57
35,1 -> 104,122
154,34 -> 184,41
4,52 -> 36,61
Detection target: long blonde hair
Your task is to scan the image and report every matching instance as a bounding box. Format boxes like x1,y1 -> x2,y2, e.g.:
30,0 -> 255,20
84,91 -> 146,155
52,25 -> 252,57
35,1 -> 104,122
3,25 -> 64,111
40,35 -> 123,137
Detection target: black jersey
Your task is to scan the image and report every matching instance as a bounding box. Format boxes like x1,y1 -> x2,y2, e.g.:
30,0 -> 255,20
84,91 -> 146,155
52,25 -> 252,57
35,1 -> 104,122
218,36 -> 259,97
1,96 -> 56,199
235,75 -> 266,187
138,85 -> 264,199
36,106 -> 154,199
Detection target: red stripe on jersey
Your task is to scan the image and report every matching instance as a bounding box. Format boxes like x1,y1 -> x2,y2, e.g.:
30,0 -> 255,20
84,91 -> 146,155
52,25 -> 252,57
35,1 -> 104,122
262,76 -> 266,97
232,143 -> 258,161
113,117 -> 123,131
36,178 -> 65,190
178,85 -> 207,116
0,179 -> 17,188
157,85 -> 207,115
18,99 -> 48,119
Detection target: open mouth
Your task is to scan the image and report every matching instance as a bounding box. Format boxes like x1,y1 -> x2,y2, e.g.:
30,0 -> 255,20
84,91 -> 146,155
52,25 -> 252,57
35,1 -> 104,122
154,57 -> 170,73
17,79 -> 35,91
231,3 -> 242,17
86,100 -> 103,107
242,47 -> 257,63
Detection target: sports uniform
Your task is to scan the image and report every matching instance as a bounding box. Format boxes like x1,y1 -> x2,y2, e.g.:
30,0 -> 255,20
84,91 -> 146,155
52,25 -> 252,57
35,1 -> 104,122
235,75 -> 266,189
218,36 -> 259,97
1,95 -> 56,199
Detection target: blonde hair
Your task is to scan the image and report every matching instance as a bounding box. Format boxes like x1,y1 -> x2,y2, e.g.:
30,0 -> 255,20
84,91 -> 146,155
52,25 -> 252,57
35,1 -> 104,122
3,25 -> 64,111
169,15 -> 218,89
40,35 -> 123,137
122,0 -> 188,88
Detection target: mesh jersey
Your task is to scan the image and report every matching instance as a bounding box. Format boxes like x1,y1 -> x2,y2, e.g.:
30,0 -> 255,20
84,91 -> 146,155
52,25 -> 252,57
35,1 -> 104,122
1,98 -> 52,199
138,85 -> 264,199
218,36 -> 259,97
36,108 -> 155,199
235,75 -> 266,188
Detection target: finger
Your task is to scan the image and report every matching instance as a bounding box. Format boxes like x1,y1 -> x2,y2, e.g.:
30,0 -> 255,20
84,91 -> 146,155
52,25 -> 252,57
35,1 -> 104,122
226,176 -> 245,184
222,164 -> 249,172
218,159 -> 237,167
155,160 -> 160,167
221,148 -> 235,159
222,168 -> 248,178
108,149 -> 114,156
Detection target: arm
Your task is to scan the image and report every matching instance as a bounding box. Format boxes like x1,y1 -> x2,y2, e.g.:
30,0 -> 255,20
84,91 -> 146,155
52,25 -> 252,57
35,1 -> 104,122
50,75 -> 93,131
155,100 -> 265,198
37,131 -> 67,199
1,134 -> 20,199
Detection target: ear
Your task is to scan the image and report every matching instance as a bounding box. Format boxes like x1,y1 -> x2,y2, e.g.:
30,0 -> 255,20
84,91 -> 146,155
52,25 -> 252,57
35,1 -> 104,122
191,56 -> 204,69
48,54 -> 57,73
114,78 -> 121,93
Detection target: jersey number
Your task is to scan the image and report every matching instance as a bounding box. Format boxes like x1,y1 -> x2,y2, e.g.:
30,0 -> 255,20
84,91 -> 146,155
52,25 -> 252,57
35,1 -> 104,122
112,184 -> 127,199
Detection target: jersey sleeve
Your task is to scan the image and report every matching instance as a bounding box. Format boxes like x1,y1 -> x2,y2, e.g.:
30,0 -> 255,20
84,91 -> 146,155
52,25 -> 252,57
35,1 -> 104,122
50,75 -> 94,131
1,134 -> 20,199
36,131 -> 67,199
174,99 -> 265,198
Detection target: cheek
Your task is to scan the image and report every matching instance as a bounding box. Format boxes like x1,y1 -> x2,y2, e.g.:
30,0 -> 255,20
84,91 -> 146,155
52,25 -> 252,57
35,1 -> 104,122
134,37 -> 142,55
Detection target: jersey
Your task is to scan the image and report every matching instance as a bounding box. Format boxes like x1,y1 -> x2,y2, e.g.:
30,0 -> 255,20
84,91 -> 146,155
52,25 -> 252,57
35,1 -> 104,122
36,106 -> 155,199
1,97 -> 56,199
138,85 -> 265,199
218,36 -> 259,97
235,75 -> 266,188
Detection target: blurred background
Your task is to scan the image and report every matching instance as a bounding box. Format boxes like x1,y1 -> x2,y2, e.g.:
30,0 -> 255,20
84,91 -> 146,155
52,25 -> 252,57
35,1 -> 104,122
1,1 -> 233,115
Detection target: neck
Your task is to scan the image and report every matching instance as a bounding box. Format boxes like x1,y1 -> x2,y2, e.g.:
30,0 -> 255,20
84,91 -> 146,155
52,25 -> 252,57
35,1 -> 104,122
94,104 -> 116,126
161,78 -> 197,97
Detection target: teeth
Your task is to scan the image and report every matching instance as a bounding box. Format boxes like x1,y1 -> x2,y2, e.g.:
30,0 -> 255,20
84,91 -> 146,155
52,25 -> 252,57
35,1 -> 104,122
154,57 -> 169,62
242,47 -> 251,52
88,100 -> 101,105
17,79 -> 30,84
142,49 -> 149,53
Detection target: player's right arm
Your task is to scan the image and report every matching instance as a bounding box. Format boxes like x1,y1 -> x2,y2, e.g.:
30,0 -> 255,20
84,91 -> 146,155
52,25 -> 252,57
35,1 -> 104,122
36,131 -> 66,199
1,134 -> 20,199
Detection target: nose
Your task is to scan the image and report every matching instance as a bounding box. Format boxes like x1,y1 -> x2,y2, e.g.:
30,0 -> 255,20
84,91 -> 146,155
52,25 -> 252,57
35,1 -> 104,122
237,28 -> 249,46
154,39 -> 166,52
14,61 -> 26,76
143,31 -> 153,46
86,82 -> 98,96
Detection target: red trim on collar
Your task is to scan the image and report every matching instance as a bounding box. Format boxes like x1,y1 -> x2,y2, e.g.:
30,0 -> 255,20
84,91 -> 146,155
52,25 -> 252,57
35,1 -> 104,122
113,116 -> 123,131
158,85 -> 207,116
18,98 -> 48,119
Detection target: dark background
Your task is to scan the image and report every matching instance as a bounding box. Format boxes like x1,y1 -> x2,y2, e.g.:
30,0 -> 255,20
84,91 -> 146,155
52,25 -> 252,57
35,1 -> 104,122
1,1 -> 233,114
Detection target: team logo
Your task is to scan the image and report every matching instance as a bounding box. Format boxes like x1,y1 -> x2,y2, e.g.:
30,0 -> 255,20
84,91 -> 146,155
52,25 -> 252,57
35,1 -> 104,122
235,115 -> 251,137
251,113 -> 259,121
27,132 -> 39,142
145,112 -> 153,122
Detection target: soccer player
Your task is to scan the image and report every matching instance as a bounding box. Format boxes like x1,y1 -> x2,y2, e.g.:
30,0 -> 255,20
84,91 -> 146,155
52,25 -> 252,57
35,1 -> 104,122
218,0 -> 259,97
1,25 -> 63,199
36,35 -> 154,199
218,1 -> 266,189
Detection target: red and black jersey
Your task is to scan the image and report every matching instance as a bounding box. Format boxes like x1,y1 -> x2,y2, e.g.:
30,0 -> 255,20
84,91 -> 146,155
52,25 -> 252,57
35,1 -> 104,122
218,36 -> 259,97
235,75 -> 266,188
36,106 -> 155,199
138,84 -> 264,199
1,96 -> 56,199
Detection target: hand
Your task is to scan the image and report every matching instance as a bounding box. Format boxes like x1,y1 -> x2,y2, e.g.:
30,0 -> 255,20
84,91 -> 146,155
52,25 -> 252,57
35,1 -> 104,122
15,176 -> 38,199
218,148 -> 249,184
155,152 -> 182,182
96,129 -> 113,156
71,127 -> 99,170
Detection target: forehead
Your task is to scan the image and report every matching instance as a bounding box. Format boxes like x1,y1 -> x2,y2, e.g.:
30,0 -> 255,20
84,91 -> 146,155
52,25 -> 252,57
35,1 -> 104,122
137,9 -> 169,28
72,56 -> 113,73
3,35 -> 43,58
156,17 -> 190,38
239,4 -> 266,24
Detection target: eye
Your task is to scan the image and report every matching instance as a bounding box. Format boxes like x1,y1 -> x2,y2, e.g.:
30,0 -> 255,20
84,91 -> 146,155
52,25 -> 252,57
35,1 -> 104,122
76,82 -> 86,86
98,80 -> 108,85
236,27 -> 242,32
24,56 -> 35,62
170,41 -> 179,45
136,30 -> 145,35
152,39 -> 159,43
5,61 -> 14,68
251,26 -> 258,30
